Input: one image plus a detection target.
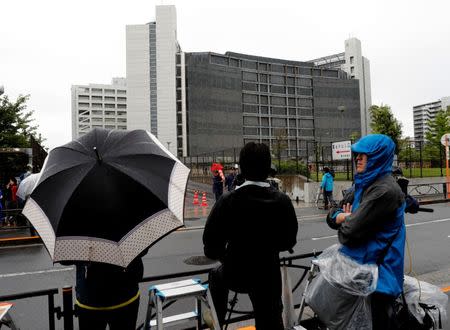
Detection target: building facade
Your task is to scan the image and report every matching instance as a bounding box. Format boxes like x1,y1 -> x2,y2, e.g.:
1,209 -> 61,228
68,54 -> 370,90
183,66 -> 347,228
413,96 -> 450,142
309,38 -> 372,137
126,6 -> 182,156
184,52 -> 360,157
71,78 -> 127,139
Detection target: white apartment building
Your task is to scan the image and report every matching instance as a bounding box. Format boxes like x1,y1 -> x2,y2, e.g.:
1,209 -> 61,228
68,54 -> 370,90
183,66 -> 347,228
71,78 -> 127,139
413,96 -> 450,142
126,5 -> 185,156
309,38 -> 372,136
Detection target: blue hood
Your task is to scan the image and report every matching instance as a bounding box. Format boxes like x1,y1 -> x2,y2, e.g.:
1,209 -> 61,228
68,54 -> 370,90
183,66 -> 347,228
351,134 -> 395,210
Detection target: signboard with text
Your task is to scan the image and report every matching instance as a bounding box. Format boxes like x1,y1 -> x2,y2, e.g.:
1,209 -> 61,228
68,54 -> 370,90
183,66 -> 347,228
332,140 -> 352,160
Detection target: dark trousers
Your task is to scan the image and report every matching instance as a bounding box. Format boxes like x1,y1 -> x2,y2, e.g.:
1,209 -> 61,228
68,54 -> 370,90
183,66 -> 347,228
371,292 -> 395,330
208,265 -> 284,330
77,297 -> 139,330
323,190 -> 333,208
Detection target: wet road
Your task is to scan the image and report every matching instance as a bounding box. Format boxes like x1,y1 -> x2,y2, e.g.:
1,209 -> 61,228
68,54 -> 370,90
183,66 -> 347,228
0,202 -> 449,329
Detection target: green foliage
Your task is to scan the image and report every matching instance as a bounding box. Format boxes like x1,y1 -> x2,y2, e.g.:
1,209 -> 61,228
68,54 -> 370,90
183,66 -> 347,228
0,94 -> 42,147
369,104 -> 403,153
425,108 -> 450,147
277,159 -> 309,176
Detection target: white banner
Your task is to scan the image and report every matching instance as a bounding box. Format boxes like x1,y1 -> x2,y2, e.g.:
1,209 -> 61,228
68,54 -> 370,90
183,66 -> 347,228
332,140 -> 352,160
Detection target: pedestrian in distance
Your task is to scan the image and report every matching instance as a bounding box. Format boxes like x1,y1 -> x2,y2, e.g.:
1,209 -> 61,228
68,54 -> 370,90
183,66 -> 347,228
203,142 -> 298,330
225,165 -> 238,192
326,134 -> 406,329
212,169 -> 224,201
320,166 -> 334,209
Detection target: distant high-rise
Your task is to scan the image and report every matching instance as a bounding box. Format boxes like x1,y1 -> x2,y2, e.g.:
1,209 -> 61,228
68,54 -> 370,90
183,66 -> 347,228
126,6 -> 183,156
309,38 -> 372,137
71,78 -> 127,139
413,96 -> 450,142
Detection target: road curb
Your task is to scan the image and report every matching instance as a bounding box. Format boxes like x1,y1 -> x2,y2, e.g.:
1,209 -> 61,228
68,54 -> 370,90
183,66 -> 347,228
0,236 -> 41,247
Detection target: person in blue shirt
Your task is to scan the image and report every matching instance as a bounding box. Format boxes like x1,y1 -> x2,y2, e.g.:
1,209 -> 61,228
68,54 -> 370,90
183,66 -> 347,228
320,166 -> 334,209
326,134 -> 406,329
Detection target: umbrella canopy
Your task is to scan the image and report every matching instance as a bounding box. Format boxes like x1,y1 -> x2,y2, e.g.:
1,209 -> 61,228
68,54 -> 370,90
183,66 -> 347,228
17,173 -> 41,200
210,163 -> 223,173
22,129 -> 190,268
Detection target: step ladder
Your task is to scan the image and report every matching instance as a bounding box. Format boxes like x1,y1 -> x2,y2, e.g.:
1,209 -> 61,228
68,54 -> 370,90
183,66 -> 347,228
144,278 -> 220,330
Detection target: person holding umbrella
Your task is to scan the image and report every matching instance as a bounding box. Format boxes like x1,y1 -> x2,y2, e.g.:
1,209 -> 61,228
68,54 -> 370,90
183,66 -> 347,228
22,128 -> 190,330
211,163 -> 225,201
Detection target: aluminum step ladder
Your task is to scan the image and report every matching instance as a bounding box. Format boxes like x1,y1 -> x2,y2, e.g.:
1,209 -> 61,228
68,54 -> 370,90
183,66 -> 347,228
144,278 -> 220,329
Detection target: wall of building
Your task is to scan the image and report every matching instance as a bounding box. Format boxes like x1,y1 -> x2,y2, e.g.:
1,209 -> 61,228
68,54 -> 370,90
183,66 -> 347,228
313,78 -> 361,142
71,79 -> 127,139
126,24 -> 151,131
185,53 -> 243,155
155,5 -> 178,155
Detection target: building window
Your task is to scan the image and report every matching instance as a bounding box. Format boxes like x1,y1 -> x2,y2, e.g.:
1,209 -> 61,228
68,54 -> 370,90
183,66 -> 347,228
350,66 -> 355,74
350,56 -> 354,64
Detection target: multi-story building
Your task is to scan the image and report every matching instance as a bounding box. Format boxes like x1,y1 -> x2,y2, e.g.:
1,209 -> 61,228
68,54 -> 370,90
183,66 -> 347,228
125,5 -> 365,157
309,38 -> 372,137
184,52 -> 360,156
413,96 -> 450,142
71,78 -> 127,139
126,6 -> 182,156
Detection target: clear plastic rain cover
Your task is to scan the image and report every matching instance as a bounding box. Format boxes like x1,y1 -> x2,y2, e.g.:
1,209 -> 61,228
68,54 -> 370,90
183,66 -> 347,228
305,244 -> 378,330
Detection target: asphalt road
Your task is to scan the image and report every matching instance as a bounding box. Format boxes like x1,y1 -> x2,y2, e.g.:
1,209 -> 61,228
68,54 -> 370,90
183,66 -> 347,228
0,202 -> 448,329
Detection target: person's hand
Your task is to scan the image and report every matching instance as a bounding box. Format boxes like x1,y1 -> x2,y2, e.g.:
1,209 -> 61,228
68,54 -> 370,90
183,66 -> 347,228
336,203 -> 352,224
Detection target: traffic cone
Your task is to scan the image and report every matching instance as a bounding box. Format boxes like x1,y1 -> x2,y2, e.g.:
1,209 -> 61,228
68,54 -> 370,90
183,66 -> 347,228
201,192 -> 208,207
193,191 -> 199,205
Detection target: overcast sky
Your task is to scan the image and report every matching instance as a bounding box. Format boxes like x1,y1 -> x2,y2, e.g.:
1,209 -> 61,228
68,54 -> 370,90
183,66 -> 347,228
1,0 -> 449,149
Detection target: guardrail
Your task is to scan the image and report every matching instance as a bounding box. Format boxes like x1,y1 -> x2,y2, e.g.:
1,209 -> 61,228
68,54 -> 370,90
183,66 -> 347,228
408,182 -> 449,201
0,251 -> 320,330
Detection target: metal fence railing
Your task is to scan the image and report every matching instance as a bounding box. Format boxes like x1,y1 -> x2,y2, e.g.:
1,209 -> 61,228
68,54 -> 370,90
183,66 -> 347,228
0,251 -> 321,330
181,139 -> 450,182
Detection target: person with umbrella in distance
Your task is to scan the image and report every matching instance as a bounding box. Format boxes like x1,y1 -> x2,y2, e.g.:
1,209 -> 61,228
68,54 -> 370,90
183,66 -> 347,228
22,128 -> 190,330
211,163 -> 225,201
203,142 -> 298,330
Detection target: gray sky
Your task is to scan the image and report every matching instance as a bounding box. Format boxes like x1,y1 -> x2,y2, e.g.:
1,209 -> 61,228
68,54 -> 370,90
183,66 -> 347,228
1,0 -> 449,149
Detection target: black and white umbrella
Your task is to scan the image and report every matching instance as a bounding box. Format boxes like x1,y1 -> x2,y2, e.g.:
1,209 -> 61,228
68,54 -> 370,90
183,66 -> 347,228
22,129 -> 190,268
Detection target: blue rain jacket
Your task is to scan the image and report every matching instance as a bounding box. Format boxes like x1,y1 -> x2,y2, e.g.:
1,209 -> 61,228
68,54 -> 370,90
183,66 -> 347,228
320,172 -> 334,192
327,134 -> 406,296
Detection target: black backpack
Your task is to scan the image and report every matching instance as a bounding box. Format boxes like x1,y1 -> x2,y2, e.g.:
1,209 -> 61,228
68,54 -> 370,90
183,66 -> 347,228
392,294 -> 442,330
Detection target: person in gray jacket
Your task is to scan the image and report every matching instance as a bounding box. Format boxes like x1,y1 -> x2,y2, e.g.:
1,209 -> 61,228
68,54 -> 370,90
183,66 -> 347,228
326,134 -> 406,329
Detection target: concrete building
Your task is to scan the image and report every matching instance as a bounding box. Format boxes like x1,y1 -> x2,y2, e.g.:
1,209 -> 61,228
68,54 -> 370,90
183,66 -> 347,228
413,96 -> 450,142
71,78 -> 127,139
184,52 -> 360,156
126,6 -> 182,156
124,5 -> 366,157
309,38 -> 372,137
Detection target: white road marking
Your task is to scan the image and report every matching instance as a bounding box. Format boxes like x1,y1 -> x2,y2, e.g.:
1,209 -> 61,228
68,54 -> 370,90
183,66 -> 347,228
0,267 -> 75,278
310,218 -> 450,241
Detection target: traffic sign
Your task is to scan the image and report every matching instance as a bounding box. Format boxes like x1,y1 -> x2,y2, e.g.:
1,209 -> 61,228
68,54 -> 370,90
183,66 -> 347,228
332,140 -> 352,160
440,133 -> 450,146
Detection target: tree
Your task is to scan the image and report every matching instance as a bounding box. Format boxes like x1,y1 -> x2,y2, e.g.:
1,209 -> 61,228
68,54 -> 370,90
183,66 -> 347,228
423,107 -> 450,163
0,94 -> 41,147
369,104 -> 403,153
